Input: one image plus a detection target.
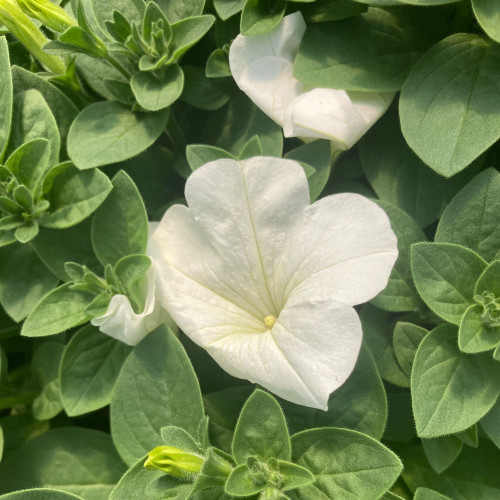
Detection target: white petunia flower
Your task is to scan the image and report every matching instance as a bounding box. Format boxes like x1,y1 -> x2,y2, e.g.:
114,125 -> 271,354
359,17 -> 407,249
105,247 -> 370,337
151,157 -> 398,410
229,12 -> 394,150
91,224 -> 172,346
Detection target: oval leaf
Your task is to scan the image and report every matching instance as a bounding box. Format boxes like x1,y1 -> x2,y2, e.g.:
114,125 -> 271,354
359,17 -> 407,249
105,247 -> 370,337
68,101 -> 168,169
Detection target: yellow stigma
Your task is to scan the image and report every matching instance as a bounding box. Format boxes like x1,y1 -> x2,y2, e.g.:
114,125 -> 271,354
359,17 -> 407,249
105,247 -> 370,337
264,315 -> 276,328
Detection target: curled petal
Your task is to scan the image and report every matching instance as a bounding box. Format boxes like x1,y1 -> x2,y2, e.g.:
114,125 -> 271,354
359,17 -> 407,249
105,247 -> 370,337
283,88 -> 394,148
229,12 -> 306,126
91,267 -> 170,346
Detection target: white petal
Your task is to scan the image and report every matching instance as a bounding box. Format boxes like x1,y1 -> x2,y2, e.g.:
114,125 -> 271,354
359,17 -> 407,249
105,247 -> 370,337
284,88 -> 393,148
229,12 -> 306,126
277,193 -> 398,308
91,267 -> 169,346
184,157 -> 310,317
204,288 -> 362,410
151,203 -> 267,330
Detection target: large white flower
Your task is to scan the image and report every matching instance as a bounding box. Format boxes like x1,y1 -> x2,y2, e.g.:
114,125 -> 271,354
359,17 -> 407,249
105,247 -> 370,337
229,12 -> 394,150
151,157 -> 398,410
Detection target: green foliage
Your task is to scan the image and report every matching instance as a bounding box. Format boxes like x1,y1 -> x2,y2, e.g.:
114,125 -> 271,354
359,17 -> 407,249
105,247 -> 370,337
411,324 -> 500,438
91,171 -> 148,267
290,428 -> 402,499
0,37 -> 12,164
232,390 -> 291,464
411,243 -> 487,325
400,34 -> 500,176
435,168 -> 500,262
294,7 -> 446,92
60,325 -> 131,416
0,427 -> 125,498
67,102 -> 168,169
110,326 -> 204,466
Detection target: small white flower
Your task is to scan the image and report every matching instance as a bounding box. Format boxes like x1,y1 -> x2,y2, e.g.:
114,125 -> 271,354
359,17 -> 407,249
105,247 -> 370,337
229,12 -> 394,150
151,157 -> 398,410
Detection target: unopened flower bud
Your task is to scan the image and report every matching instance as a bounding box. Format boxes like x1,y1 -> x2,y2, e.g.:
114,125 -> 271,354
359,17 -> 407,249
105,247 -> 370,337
144,446 -> 205,479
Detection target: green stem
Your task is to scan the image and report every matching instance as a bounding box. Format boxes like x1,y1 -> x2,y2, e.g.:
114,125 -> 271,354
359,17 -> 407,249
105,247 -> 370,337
106,53 -> 132,80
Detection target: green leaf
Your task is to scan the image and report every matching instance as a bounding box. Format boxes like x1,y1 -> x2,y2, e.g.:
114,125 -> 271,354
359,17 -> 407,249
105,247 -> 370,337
21,284 -> 93,337
109,455 -> 189,500
414,488 -> 452,500
359,106 -> 481,229
186,144 -> 234,171
294,7 -> 443,91
411,243 -> 487,325
238,135 -> 262,160
240,0 -> 286,36
40,162 -> 112,229
11,66 -> 78,152
10,90 -> 60,168
204,385 -> 254,453
91,171 -> 148,267
435,169 -> 500,262
472,0 -> 500,43
232,389 -> 290,464
480,397 -> 500,449
60,325 -> 131,416
160,426 -> 202,454
203,94 -> 282,157
91,0 -> 144,33
170,15 -> 215,61
421,435 -> 463,474
360,304 -> 410,387
456,424 -> 478,448
0,427 -> 125,498
67,102 -> 168,169
458,305 -> 500,354
411,324 -> 500,438
0,489 -> 84,499
5,139 -> 51,196
281,344 -> 387,440
156,0 -> 206,22
393,322 -> 428,377
0,244 -> 58,322
224,464 -> 265,497
15,223 -> 39,244
371,201 -> 425,312
401,440 -> 500,500
213,0 -> 246,20
33,220 -> 102,281
400,34 -> 500,176
0,37 -> 12,163
301,0 -> 367,23
181,66 -> 233,111
110,326 -> 204,466
284,140 -> 331,202
31,341 -> 64,421
206,49 -> 231,78
291,428 -> 402,499
131,66 -> 184,112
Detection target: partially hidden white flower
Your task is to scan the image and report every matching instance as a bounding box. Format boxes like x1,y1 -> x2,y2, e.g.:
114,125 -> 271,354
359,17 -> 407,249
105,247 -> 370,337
91,224 -> 172,346
229,12 -> 394,150
151,157 -> 398,410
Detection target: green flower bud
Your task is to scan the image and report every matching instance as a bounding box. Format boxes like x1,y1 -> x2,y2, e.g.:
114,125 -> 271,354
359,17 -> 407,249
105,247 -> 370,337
144,446 -> 205,479
0,0 -> 65,74
17,0 -> 76,32
474,292 -> 500,329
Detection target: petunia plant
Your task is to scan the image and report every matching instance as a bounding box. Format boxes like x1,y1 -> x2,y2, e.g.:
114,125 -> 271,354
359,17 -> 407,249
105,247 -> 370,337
0,0 -> 500,499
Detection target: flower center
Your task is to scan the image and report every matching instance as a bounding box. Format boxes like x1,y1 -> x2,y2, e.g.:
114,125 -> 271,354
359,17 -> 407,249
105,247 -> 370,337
264,315 -> 277,329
